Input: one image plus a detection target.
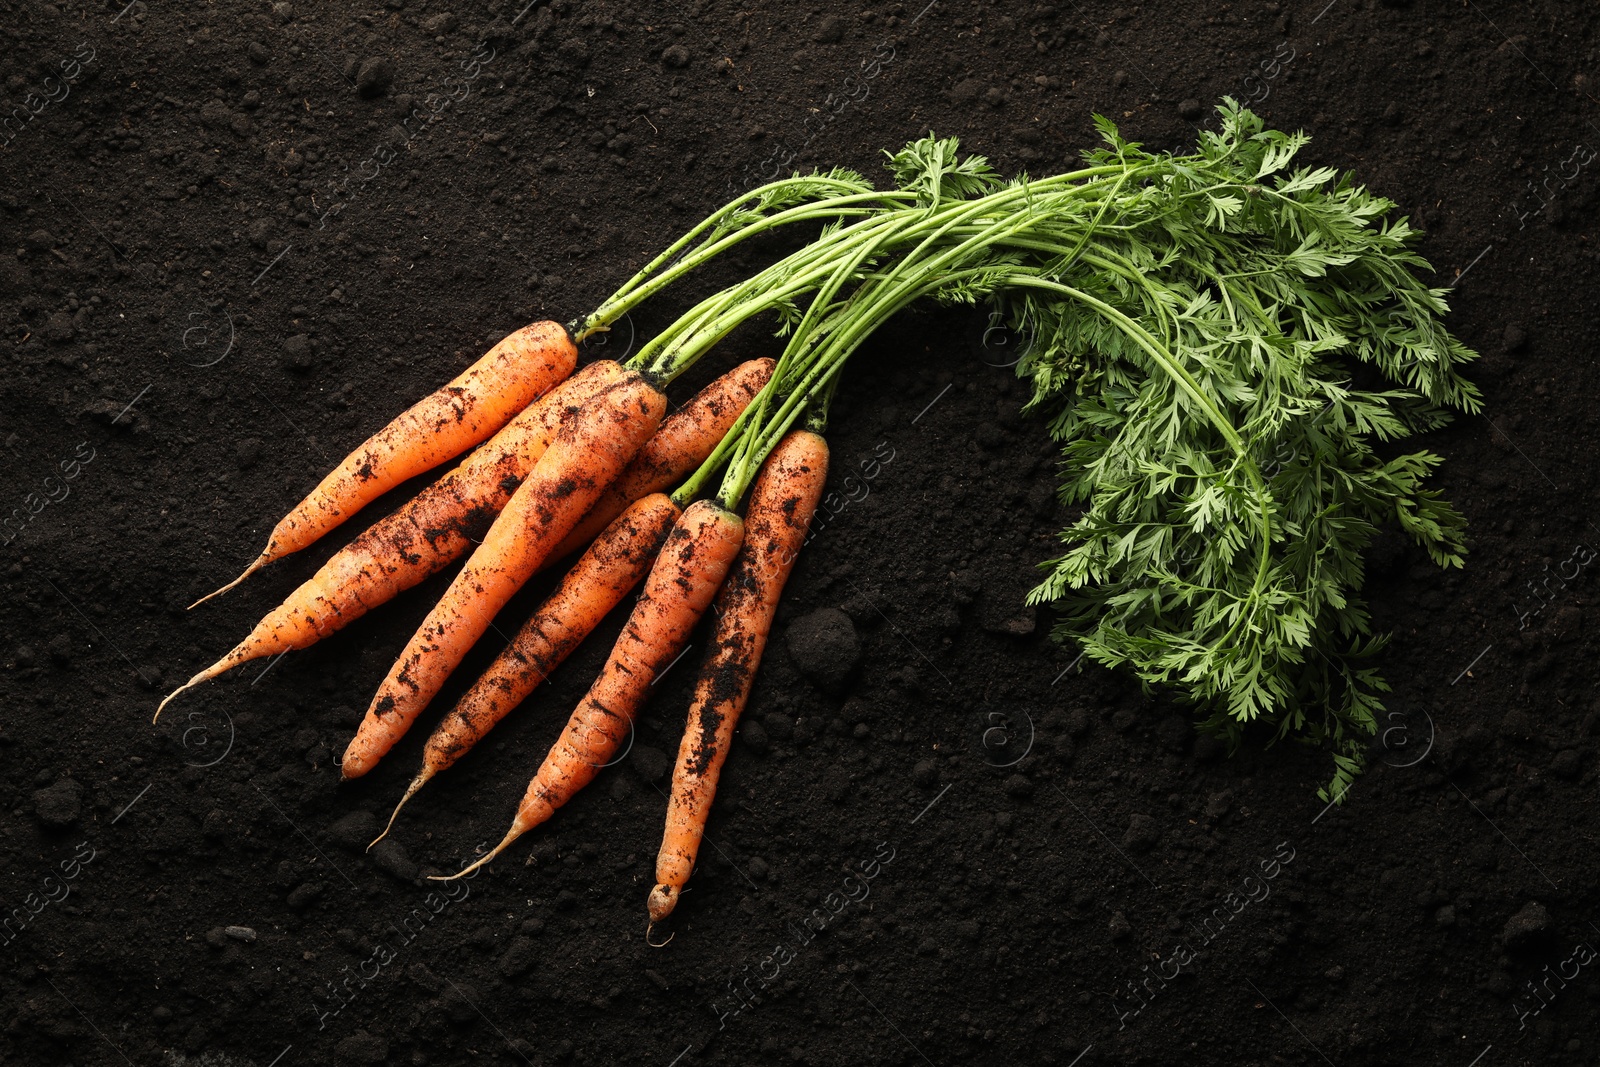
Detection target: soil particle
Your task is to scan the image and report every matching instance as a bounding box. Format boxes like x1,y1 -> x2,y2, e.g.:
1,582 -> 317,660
739,718 -> 769,753
334,1030 -> 388,1064
629,744 -> 670,785
369,839 -> 417,882
1501,900 -> 1552,951
784,607 -> 860,694
32,778 -> 83,828
354,57 -> 393,98
326,810 -> 379,853
1122,813 -> 1161,853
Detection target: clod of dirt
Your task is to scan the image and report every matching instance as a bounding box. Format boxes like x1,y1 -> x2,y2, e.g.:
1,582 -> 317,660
326,810 -> 379,853
43,312 -> 74,344
630,744 -> 670,784
235,437 -> 262,470
1108,911 -> 1131,941
369,839 -> 418,882
661,44 -> 690,68
814,15 -> 844,42
1003,774 -> 1034,798
33,778 -> 83,829
949,79 -> 983,106
500,936 -> 537,977
281,333 -> 315,371
785,607 -> 861,695
912,759 -> 939,788
1502,323 -> 1527,352
739,719 -> 769,754
1121,813 -> 1161,853
422,12 -> 458,34
1500,900 -> 1551,951
1178,98 -> 1203,120
335,1029 -> 388,1064
1203,790 -> 1233,819
762,712 -> 794,742
355,57 -> 394,98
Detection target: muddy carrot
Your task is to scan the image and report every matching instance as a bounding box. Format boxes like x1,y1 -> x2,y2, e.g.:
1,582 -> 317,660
339,371 -> 667,779
435,499 -> 746,879
549,358 -> 774,560
194,320 -> 577,606
648,430 -> 829,925
152,361 -> 622,723
370,493 -> 683,848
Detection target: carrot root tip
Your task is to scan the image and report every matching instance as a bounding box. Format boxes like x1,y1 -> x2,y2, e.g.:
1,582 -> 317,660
645,922 -> 674,949
153,678 -> 200,723
189,554 -> 267,610
427,825 -> 521,881
368,772 -> 431,851
647,883 -> 679,925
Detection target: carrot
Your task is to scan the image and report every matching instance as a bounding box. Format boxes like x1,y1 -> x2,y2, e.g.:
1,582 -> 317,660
549,358 -> 774,560
436,499 -> 746,879
151,361 -> 623,723
647,430 -> 829,925
340,371 -> 668,779
370,493 -> 682,847
193,320 -> 577,607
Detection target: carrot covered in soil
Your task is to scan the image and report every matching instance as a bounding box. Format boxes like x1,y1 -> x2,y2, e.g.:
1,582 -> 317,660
549,358 -> 774,560
194,320 -> 577,607
151,361 -> 623,723
647,430 -> 830,925
339,371 -> 668,779
436,499 -> 746,879
370,493 -> 682,848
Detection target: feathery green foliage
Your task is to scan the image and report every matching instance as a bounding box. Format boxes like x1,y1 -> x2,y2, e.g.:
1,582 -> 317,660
995,103 -> 1477,799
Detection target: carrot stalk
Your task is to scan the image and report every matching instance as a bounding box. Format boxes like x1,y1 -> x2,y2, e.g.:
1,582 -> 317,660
193,321 -> 576,606
648,430 -> 830,924
549,358 -> 774,561
370,493 -> 682,849
434,499 -> 746,880
339,372 -> 667,779
152,362 -> 622,723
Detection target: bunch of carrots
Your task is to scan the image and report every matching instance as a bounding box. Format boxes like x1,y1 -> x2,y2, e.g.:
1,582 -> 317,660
158,106 -> 1480,932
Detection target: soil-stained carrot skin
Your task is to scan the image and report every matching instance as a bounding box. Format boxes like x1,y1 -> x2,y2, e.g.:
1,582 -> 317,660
340,371 -> 667,779
151,362 -> 622,722
441,500 -> 745,879
549,359 -> 774,560
201,321 -> 577,602
368,493 -> 684,849
648,431 -> 829,924
428,493 -> 683,772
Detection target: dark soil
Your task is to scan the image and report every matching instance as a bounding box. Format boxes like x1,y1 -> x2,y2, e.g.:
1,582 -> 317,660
3,1 -> 1598,1065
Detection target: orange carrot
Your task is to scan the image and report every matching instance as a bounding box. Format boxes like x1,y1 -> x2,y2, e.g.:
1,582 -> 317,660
647,430 -> 829,925
151,361 -> 622,723
340,372 -> 668,779
549,358 -> 774,560
195,320 -> 577,606
370,493 -> 682,848
437,499 -> 746,879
